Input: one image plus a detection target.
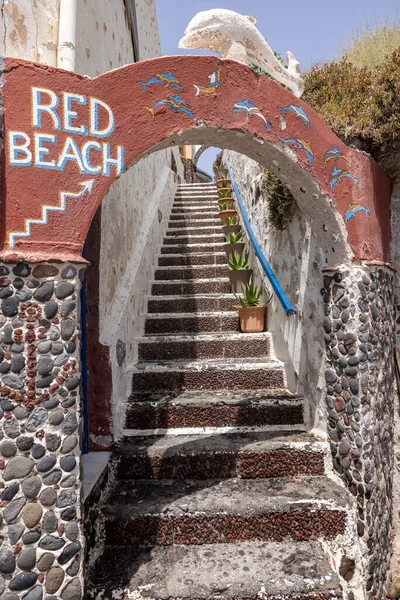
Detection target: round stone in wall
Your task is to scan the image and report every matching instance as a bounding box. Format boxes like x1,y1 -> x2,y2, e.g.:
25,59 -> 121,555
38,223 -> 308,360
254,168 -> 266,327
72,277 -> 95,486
45,433 -> 61,451
39,488 -> 57,507
37,455 -> 57,473
60,302 -> 76,318
60,578 -> 81,600
37,340 -> 52,354
43,469 -> 62,486
39,536 -> 65,551
60,475 -> 76,488
1,482 -> 19,502
42,511 -> 58,533
48,410 -> 64,427
32,264 -> 59,278
2,372 -> 23,389
62,413 -> 78,434
25,407 -> 48,432
37,357 -> 54,376
4,456 -> 34,481
9,572 -> 37,591
22,531 -> 41,545
17,547 -> 36,571
45,566 -> 65,593
65,521 -> 79,542
55,282 -> 74,299
61,266 -> 77,279
34,281 -> 54,302
0,548 -> 16,573
31,444 -> 46,459
36,552 -> 54,571
21,585 -> 43,600
58,541 -> 81,566
22,503 -> 43,528
1,297 -> 19,317
22,476 -> 42,499
13,263 -> 31,277
60,456 -> 76,472
0,440 -> 17,457
3,496 -> 26,523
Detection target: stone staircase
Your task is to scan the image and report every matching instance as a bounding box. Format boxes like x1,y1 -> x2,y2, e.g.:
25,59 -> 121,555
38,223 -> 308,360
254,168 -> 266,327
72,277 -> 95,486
87,182 -> 352,599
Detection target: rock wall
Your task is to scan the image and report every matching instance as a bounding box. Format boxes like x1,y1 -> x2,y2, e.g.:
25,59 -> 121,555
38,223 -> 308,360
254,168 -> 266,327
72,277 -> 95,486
0,261 -> 84,598
225,151 -> 327,428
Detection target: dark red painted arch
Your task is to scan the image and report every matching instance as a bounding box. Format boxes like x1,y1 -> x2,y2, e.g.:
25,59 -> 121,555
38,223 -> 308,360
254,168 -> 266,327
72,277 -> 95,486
0,55 -> 391,263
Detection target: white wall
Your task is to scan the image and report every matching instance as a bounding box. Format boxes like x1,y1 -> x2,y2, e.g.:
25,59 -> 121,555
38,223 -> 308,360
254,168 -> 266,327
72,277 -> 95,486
225,151 -> 328,431
0,0 -> 59,65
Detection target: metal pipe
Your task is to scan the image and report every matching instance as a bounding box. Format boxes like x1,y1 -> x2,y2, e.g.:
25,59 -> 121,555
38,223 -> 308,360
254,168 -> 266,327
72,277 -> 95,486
57,0 -> 77,71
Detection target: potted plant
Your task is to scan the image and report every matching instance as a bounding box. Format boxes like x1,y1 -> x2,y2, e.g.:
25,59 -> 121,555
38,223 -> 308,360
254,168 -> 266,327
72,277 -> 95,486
222,215 -> 241,236
216,178 -> 230,189
217,203 -> 237,225
223,231 -> 245,258
234,282 -> 272,333
227,251 -> 252,293
217,187 -> 234,209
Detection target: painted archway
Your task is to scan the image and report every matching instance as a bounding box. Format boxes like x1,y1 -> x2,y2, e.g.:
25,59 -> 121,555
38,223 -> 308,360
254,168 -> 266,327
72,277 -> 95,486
193,144 -> 209,167
0,55 -> 391,266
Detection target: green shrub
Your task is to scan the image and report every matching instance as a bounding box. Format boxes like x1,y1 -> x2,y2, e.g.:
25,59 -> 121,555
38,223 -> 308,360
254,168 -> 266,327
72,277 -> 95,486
261,170 -> 296,231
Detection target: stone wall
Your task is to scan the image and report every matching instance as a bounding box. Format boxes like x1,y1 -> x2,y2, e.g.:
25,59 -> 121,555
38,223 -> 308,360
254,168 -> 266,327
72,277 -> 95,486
0,261 -> 84,598
323,265 -> 396,598
225,151 -> 327,428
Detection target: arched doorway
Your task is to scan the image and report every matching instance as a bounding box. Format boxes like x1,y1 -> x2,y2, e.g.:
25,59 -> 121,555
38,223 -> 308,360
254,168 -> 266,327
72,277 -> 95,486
0,55 -> 394,599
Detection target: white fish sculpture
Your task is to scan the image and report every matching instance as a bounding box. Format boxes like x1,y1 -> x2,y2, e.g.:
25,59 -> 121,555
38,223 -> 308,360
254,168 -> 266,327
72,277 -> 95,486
179,9 -> 305,98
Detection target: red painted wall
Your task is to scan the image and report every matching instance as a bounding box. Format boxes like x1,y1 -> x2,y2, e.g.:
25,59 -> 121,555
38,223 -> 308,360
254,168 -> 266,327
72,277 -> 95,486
0,56 -> 392,263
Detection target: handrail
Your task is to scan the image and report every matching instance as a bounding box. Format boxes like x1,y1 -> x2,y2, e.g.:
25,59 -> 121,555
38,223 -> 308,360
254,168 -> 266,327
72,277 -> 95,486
226,162 -> 298,316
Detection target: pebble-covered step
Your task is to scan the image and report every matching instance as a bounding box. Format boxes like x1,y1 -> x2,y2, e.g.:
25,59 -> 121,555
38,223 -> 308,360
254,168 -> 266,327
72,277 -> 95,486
114,431 -> 325,479
154,265 -> 229,280
87,540 -> 342,600
125,390 -> 303,431
169,212 -> 220,221
163,233 -> 225,245
157,252 -> 227,266
151,278 -> 231,296
160,240 -> 225,253
130,358 -> 286,393
102,477 -> 349,546
146,294 -> 236,314
138,332 -> 271,361
143,311 -> 240,334
171,203 -> 217,211
165,226 -> 223,237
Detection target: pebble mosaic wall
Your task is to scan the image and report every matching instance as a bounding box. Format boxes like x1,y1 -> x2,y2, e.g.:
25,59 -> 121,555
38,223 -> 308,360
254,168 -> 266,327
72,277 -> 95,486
0,262 -> 83,600
323,266 -> 396,599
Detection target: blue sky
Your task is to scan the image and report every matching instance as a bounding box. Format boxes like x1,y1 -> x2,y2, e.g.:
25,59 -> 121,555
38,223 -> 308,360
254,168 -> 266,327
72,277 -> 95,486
155,0 -> 398,175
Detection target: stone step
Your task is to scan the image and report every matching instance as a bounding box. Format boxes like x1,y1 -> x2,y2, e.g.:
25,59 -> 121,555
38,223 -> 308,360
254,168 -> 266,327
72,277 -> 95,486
125,390 -> 302,432
154,265 -> 228,281
146,295 -> 236,314
163,233 -> 225,245
165,225 -> 222,236
87,540 -> 341,600
161,242 -> 226,255
169,212 -> 219,221
168,219 -> 220,229
113,431 -> 326,480
143,311 -> 239,334
138,332 -> 272,361
151,278 -> 231,296
171,204 -> 218,212
101,476 -> 349,546
131,359 -> 286,394
157,252 -> 227,267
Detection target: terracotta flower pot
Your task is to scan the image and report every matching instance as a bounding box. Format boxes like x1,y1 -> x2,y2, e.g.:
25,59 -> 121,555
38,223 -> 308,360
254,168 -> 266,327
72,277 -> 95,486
215,167 -> 229,179
222,224 -> 241,235
216,178 -> 230,189
219,210 -> 237,225
223,242 -> 245,258
228,269 -> 252,293
218,199 -> 234,210
237,305 -> 267,333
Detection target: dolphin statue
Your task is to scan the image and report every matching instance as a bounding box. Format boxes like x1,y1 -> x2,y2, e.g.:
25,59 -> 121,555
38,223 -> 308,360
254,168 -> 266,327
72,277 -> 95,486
179,9 -> 305,98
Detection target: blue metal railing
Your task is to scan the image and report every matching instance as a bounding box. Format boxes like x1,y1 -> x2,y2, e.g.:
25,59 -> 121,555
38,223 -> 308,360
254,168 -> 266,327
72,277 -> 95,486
226,162 -> 298,316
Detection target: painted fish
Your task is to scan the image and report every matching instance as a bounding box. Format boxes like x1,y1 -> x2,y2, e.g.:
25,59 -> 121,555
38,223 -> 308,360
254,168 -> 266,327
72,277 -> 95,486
280,138 -> 313,165
278,104 -> 310,129
193,70 -> 222,96
324,146 -> 349,163
144,94 -> 193,119
232,99 -> 272,129
138,71 -> 183,91
330,166 -> 359,189
344,203 -> 369,223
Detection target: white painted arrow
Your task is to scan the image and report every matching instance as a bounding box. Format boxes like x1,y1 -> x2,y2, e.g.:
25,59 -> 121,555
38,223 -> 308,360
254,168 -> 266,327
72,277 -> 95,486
9,179 -> 95,249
